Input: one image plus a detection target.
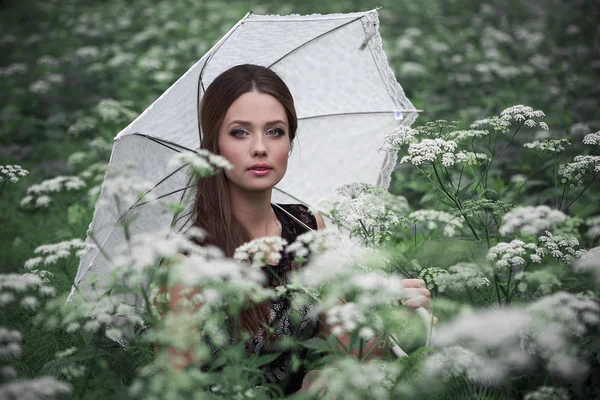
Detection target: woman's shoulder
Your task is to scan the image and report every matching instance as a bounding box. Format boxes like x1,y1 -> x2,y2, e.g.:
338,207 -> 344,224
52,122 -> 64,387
274,203 -> 318,232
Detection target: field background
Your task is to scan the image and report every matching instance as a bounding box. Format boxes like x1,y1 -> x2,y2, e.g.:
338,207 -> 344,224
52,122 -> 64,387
1,0 -> 598,396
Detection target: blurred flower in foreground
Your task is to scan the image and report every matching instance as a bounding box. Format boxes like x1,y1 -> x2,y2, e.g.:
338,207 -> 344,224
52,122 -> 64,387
499,205 -> 567,237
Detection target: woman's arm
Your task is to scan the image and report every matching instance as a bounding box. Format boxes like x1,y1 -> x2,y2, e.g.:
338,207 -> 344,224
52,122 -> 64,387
154,253 -> 204,370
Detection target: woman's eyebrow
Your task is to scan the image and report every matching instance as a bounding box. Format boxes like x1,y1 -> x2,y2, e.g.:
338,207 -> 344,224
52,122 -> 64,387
227,120 -> 287,128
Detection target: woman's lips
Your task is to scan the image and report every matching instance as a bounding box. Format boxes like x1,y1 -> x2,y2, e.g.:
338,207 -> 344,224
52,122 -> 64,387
248,168 -> 271,176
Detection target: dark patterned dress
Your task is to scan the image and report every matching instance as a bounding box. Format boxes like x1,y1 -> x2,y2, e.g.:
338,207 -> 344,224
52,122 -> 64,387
254,203 -> 320,395
203,203 -> 320,396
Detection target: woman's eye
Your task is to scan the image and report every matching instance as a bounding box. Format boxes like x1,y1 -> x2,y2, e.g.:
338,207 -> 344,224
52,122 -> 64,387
267,128 -> 285,136
230,129 -> 247,137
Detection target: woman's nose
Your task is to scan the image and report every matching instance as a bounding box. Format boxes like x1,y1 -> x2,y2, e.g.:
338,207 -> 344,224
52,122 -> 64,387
251,135 -> 268,156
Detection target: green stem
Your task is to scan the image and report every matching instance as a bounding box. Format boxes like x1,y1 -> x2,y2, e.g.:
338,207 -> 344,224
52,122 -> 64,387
432,164 -> 481,241
562,172 -> 598,212
474,125 -> 522,193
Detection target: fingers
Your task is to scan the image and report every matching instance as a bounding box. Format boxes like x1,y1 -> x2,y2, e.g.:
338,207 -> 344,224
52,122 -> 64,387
403,278 -> 427,289
399,287 -> 431,300
402,295 -> 432,312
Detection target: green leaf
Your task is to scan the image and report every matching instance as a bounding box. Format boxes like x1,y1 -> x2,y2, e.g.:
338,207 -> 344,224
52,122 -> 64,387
250,352 -> 282,368
299,337 -> 331,352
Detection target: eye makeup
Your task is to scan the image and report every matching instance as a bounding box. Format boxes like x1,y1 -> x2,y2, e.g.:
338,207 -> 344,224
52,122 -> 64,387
230,128 -> 285,138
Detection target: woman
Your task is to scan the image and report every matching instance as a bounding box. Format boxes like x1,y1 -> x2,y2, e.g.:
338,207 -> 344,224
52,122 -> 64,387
164,64 -> 431,396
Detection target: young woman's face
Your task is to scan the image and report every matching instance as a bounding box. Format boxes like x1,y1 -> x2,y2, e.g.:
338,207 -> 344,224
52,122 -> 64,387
218,90 -> 291,194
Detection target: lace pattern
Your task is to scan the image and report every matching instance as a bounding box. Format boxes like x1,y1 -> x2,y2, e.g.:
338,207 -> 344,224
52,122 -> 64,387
204,203 -> 319,395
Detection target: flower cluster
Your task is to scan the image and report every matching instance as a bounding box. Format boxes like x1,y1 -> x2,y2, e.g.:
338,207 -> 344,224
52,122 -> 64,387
515,269 -> 561,297
537,231 -> 586,264
499,205 -> 567,237
426,292 -> 600,385
309,358 -> 401,400
0,273 -> 56,307
379,125 -> 417,151
523,138 -> 570,153
499,105 -> 549,130
20,175 -> 86,208
318,183 -> 409,245
0,165 -> 29,184
24,239 -> 92,270
285,228 -> 341,260
470,116 -> 512,134
445,129 -> 489,143
400,138 -> 479,167
582,131 -> 600,146
95,167 -> 156,213
96,98 -> 138,122
167,149 -> 233,178
524,386 -> 569,400
434,263 -> 491,293
486,240 -> 542,271
585,216 -> 600,242
574,246 -> 600,285
559,155 -> 600,186
404,209 -> 464,237
233,236 -> 288,269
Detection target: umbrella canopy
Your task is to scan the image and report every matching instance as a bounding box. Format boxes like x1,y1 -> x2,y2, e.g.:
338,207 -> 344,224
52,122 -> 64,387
68,9 -> 418,304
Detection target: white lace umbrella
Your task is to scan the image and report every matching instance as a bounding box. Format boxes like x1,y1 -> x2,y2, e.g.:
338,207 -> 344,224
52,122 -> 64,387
68,9 -> 424,344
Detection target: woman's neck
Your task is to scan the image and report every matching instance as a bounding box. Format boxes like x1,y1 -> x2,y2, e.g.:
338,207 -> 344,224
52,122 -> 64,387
228,186 -> 277,239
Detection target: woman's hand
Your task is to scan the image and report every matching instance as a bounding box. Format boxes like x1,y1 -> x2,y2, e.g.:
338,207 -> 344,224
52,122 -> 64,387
398,278 -> 431,309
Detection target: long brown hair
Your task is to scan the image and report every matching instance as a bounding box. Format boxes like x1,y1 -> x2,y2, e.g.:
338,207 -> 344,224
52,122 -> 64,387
191,64 -> 298,337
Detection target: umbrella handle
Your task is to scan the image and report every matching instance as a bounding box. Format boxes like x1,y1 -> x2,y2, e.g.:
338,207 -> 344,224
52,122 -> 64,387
389,306 -> 435,358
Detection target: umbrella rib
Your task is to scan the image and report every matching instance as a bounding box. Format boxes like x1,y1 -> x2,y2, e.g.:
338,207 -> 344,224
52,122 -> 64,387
267,15 -> 364,69
298,110 -> 421,121
197,11 -> 254,143
132,132 -> 196,154
131,181 -> 195,209
272,186 -> 353,233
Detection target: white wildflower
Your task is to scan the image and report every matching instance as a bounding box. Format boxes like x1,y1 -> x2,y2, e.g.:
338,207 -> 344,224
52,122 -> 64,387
559,155 -> 600,186
0,63 -> 27,77
379,125 -> 417,151
67,116 -> 97,137
29,80 -> 51,94
500,105 -> 546,129
309,358 -> 400,400
487,240 -> 541,272
0,327 -> 22,359
24,239 -> 91,270
470,116 -> 512,134
432,293 -> 599,383
515,269 -> 561,296
523,138 -> 570,153
400,138 -> 457,166
585,216 -> 600,241
0,165 -> 29,184
582,131 -> 600,146
574,246 -> 600,284
75,46 -> 100,58
319,183 -> 409,245
524,386 -> 569,400
21,176 -> 86,209
569,122 -> 591,137
434,263 -> 490,293
285,228 -> 341,259
446,129 -> 489,142
425,346 -> 502,384
37,55 -> 59,68
234,236 -> 288,269
537,231 -> 586,264
168,149 -> 233,178
0,376 -> 72,398
96,99 -> 138,122
405,209 -> 464,237
499,205 -> 567,237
